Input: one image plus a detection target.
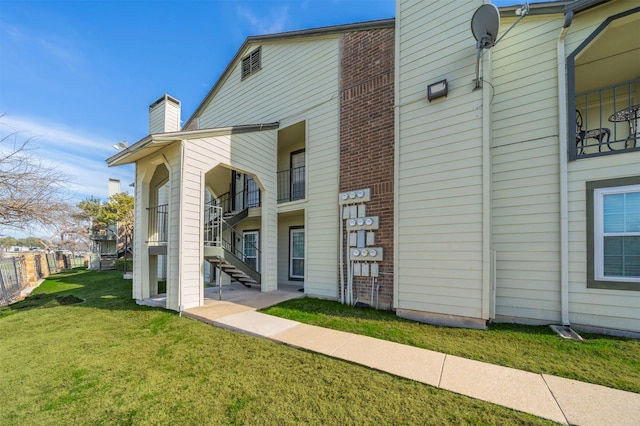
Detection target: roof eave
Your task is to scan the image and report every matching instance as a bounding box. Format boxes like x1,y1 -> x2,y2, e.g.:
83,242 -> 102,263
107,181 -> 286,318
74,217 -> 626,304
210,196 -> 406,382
499,1 -> 569,17
564,0 -> 611,14
499,0 -> 613,17
105,122 -> 280,167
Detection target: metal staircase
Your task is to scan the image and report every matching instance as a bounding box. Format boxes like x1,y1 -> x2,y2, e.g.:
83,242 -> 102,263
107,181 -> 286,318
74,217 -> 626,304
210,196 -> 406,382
203,201 -> 259,288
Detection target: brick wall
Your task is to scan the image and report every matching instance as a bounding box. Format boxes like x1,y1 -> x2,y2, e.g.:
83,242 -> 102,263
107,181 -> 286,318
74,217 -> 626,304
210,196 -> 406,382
339,27 -> 395,309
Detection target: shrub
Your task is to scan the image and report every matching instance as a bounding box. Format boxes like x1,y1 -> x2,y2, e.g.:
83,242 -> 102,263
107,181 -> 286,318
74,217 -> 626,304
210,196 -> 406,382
114,258 -> 133,271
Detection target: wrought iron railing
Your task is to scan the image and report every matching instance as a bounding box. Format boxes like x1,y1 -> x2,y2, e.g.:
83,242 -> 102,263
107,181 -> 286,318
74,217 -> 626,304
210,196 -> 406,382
214,187 -> 260,215
147,204 -> 168,244
573,78 -> 640,158
277,166 -> 305,203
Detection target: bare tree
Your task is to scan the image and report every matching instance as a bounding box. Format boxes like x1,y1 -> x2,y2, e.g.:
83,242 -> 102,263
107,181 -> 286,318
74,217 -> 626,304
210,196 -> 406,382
0,119 -> 71,230
45,206 -> 91,252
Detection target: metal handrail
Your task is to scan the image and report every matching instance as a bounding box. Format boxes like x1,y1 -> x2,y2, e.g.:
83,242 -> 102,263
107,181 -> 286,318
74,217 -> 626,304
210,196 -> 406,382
203,204 -> 260,268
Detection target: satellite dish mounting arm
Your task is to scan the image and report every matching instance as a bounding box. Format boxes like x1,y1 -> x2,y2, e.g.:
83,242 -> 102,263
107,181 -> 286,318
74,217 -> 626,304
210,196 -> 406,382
493,2 -> 530,46
475,32 -> 496,89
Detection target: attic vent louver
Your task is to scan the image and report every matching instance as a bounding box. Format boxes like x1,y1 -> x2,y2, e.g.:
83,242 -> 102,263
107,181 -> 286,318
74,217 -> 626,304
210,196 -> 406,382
241,47 -> 261,80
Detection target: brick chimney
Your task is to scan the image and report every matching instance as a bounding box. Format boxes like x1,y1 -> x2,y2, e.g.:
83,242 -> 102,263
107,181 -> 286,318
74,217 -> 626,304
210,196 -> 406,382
149,94 -> 181,134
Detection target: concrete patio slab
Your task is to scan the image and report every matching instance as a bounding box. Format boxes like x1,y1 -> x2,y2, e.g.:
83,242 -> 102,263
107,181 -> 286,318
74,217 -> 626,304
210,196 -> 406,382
331,334 -> 446,387
543,374 -> 640,426
213,310 -> 300,338
272,323 -> 357,356
440,355 -> 567,424
202,283 -> 304,307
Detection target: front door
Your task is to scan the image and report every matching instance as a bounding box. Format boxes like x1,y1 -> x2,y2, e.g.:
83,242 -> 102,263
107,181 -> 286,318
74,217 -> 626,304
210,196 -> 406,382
242,231 -> 259,272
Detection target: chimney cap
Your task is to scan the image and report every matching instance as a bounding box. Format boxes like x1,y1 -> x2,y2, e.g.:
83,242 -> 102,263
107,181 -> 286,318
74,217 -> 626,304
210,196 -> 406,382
149,94 -> 180,111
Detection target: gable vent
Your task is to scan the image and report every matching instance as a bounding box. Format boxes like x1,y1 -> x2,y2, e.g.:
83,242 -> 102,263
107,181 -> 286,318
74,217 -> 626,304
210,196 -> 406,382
241,47 -> 261,80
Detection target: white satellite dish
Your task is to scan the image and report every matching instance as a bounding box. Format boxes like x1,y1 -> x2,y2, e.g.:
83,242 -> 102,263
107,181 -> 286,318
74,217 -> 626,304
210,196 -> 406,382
471,4 -> 500,50
470,2 -> 529,89
471,4 -> 500,89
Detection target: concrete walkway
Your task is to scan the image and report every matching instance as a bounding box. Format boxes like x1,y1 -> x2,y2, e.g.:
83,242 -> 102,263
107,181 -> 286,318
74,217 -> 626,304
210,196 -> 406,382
184,291 -> 640,425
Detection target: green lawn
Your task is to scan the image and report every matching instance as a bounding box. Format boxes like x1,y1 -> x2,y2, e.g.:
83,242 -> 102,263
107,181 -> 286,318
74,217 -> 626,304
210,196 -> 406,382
261,298 -> 640,394
0,269 -> 555,425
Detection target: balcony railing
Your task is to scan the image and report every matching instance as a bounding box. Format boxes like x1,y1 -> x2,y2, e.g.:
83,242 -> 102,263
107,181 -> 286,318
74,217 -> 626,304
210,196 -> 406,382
147,204 -> 168,244
215,186 -> 260,215
573,78 -> 640,158
277,166 -> 305,203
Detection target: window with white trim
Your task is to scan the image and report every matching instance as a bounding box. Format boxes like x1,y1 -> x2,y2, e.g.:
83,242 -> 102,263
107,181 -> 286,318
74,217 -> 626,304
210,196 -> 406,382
289,227 -> 304,280
593,185 -> 640,283
241,47 -> 261,80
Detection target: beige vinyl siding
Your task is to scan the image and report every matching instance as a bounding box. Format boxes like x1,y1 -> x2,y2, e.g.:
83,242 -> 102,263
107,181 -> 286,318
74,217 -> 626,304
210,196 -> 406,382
179,130 -> 278,306
131,143 -> 181,309
304,99 -> 339,299
132,162 -> 144,301
396,0 -> 485,319
193,36 -> 341,298
490,14 -> 564,323
197,38 -> 340,128
148,103 -> 165,134
164,144 -> 182,311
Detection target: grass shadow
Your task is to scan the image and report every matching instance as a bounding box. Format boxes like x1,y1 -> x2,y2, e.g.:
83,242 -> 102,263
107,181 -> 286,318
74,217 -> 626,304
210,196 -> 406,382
0,268 -> 167,318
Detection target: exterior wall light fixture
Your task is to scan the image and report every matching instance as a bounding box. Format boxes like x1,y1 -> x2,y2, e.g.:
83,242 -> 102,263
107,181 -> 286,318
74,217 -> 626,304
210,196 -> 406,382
427,79 -> 448,102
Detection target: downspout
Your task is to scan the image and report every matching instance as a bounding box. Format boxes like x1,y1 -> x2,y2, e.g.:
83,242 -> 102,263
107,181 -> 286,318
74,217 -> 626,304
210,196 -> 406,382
557,11 -> 573,326
481,47 -> 492,323
177,140 -> 185,315
339,205 -> 345,304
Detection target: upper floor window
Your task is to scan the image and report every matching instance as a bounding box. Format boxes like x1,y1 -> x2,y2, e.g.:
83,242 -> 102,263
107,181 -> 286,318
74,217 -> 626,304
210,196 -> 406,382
568,7 -> 640,159
241,47 -> 261,80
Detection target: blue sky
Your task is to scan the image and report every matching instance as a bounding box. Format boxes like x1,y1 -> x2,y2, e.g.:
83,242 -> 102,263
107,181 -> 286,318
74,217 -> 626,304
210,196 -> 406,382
0,0 -> 519,207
